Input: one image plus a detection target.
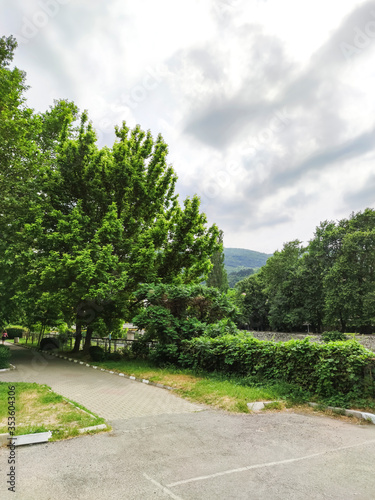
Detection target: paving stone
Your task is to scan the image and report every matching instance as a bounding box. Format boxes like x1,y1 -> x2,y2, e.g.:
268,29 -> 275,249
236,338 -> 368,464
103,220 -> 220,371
0,345 -> 205,420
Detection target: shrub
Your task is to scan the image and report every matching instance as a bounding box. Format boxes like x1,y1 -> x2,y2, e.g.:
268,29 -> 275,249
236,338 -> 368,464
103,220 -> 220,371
5,327 -> 25,340
0,346 -> 10,369
203,319 -> 240,338
89,345 -> 105,362
106,351 -> 122,361
40,338 -> 59,351
131,339 -> 151,359
179,335 -> 375,399
149,343 -> 180,365
321,331 -> 347,342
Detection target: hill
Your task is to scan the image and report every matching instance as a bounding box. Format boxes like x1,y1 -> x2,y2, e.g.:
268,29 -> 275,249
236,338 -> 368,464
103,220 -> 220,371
224,248 -> 273,273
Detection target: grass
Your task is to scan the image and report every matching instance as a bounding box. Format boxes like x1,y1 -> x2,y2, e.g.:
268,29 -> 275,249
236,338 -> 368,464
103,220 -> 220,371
14,342 -> 375,420
84,358 -> 306,413
84,357 -> 375,416
0,382 -> 108,441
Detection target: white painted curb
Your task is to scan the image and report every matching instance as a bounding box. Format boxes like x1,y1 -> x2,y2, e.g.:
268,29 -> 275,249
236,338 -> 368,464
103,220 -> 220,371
1,431 -> 53,447
247,401 -> 282,411
0,364 -> 16,372
78,424 -> 108,434
308,402 -> 375,424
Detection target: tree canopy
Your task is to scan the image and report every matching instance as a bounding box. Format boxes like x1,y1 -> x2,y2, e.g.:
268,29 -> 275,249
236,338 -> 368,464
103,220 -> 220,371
234,209 -> 375,333
0,35 -> 220,347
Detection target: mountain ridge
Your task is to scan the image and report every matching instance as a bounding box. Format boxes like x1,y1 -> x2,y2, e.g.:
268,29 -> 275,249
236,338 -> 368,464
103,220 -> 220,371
224,247 -> 273,273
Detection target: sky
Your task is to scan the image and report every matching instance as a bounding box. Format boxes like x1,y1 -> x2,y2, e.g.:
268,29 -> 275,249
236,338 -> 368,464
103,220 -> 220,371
2,0 -> 375,254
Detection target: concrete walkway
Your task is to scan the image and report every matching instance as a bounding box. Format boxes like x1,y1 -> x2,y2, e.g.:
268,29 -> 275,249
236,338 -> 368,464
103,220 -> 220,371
0,343 -> 204,420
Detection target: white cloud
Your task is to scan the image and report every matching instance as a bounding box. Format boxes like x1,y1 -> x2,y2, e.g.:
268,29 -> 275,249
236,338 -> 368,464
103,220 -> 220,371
3,0 -> 375,253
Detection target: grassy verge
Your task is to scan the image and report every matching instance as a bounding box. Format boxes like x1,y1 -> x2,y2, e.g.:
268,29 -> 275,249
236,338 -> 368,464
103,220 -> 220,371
88,358 -> 375,415
15,338 -> 39,348
14,344 -> 375,419
0,382 -> 108,441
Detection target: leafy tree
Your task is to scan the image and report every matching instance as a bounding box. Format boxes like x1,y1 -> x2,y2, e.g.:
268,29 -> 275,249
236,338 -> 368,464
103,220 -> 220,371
1,46 -> 220,351
206,230 -> 228,292
260,240 -> 306,332
234,272 -> 269,331
133,283 -> 236,345
227,267 -> 255,288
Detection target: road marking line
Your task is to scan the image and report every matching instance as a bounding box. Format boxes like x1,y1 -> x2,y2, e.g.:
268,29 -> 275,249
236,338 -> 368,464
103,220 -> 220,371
167,438 -> 375,487
143,473 -> 185,500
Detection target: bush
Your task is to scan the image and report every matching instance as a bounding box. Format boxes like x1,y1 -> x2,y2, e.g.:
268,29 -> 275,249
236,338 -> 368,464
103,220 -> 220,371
89,345 -> 105,362
0,346 -> 10,369
203,319 -> 240,338
131,339 -> 151,359
40,338 -> 59,351
149,343 -> 180,365
321,331 -> 347,342
179,335 -> 375,399
106,351 -> 122,361
5,327 -> 25,340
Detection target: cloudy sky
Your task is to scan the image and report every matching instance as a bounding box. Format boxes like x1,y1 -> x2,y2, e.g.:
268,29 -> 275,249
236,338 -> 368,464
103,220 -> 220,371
3,0 -> 375,253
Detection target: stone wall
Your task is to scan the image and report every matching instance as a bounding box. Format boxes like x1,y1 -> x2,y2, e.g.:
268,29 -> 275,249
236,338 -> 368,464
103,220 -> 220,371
249,331 -> 375,353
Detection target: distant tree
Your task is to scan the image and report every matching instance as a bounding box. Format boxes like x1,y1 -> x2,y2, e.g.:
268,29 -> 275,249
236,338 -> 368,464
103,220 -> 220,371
206,230 -> 228,292
234,273 -> 269,331
227,267 -> 255,288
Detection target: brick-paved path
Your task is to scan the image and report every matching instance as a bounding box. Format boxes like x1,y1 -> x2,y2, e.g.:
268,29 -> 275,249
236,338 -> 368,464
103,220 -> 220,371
0,344 -> 204,420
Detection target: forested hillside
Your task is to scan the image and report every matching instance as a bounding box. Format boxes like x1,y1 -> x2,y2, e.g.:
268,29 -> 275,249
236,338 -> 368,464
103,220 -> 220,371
224,248 -> 272,287
224,248 -> 272,272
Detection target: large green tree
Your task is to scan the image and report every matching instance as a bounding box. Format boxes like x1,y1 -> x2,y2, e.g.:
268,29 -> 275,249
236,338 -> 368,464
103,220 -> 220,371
0,37 -> 220,350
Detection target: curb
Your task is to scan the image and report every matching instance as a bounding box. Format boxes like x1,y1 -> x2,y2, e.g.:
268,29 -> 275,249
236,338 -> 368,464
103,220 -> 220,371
0,364 -> 16,373
0,424 -> 109,447
15,345 -> 175,391
308,402 -> 375,424
247,400 -> 375,425
247,400 -> 282,411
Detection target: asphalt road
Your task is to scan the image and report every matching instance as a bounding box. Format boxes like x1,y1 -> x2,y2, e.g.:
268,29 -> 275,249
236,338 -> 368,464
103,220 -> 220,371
1,344 -> 375,499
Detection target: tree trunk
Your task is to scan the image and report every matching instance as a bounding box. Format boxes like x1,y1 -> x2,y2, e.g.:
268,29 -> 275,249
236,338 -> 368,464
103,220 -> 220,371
72,320 -> 82,352
37,323 -> 46,346
82,324 -> 94,353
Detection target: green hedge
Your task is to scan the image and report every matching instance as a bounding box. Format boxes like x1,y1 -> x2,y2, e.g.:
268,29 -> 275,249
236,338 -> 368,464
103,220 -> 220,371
0,346 -> 10,369
5,327 -> 24,340
179,334 -> 375,399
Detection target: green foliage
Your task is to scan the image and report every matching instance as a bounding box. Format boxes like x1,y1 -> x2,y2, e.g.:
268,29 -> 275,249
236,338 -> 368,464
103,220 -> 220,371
130,339 -> 151,359
234,209 -> 375,334
227,267 -> 255,288
178,336 -> 375,399
0,346 -> 10,369
4,327 -> 24,339
40,338 -> 59,350
203,318 -> 240,338
106,351 -> 122,361
321,331 -> 347,342
0,39 -> 220,351
133,283 -> 237,346
233,273 -> 269,331
89,345 -> 105,362
207,230 -> 228,292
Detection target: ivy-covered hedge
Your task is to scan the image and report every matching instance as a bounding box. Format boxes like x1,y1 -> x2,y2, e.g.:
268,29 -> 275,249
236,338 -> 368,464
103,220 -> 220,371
0,346 -> 10,369
179,335 -> 375,398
